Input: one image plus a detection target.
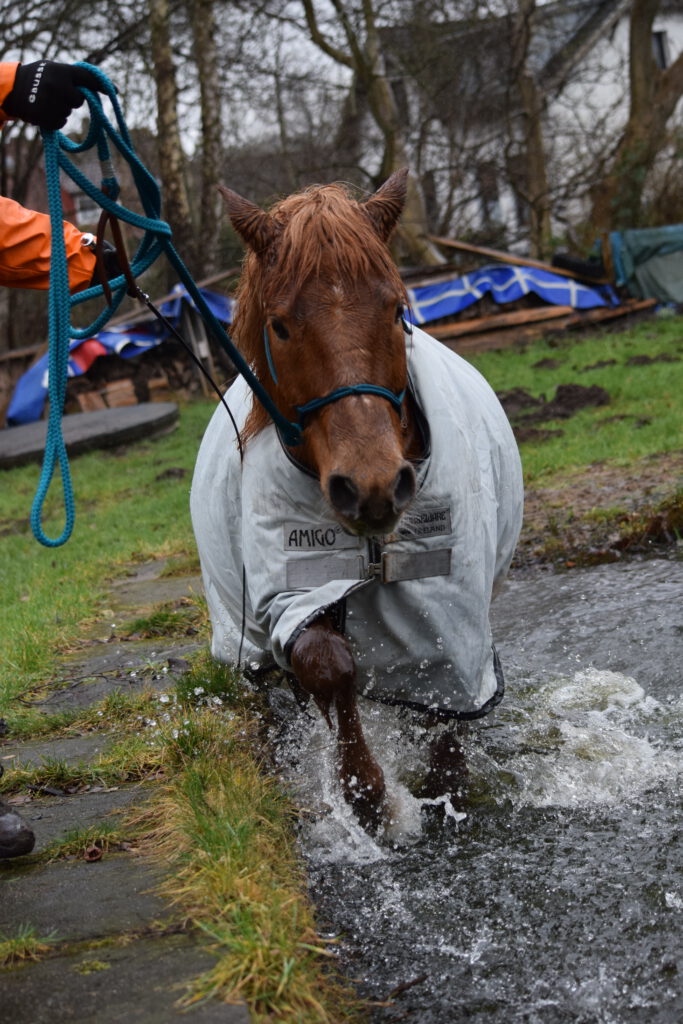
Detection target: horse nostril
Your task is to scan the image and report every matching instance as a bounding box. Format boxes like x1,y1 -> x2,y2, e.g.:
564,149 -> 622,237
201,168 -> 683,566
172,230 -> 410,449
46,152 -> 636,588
328,473 -> 360,520
393,464 -> 416,513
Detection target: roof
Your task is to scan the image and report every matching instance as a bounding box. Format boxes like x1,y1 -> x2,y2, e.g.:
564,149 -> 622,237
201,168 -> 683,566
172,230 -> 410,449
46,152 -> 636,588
383,1 -> 636,128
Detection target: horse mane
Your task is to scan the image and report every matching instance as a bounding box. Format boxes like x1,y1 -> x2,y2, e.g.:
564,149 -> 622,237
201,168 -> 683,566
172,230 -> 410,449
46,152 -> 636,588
230,182 -> 407,444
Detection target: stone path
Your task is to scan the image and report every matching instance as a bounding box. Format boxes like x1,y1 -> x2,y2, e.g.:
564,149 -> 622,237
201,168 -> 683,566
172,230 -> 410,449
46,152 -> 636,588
0,559 -> 248,1023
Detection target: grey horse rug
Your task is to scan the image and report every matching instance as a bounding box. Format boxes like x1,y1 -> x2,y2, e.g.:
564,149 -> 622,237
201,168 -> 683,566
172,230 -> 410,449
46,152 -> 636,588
191,326 -> 523,718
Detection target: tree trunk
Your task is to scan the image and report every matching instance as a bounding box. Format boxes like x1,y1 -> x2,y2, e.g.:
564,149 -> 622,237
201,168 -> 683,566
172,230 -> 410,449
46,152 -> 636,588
148,0 -> 196,279
189,0 -> 223,276
517,68 -> 552,259
362,7 -> 443,265
589,0 -> 683,234
334,75 -> 369,182
510,0 -> 552,259
302,0 -> 444,266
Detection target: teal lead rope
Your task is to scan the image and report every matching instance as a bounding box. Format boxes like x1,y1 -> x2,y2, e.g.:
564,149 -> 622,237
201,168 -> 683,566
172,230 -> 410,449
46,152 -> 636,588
31,62 -> 302,547
31,128 -> 77,546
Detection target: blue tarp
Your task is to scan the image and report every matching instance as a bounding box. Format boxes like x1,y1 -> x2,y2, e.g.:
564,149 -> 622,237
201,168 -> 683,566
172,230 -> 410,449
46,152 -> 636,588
6,285 -> 233,426
7,265 -> 615,426
406,264 -> 617,324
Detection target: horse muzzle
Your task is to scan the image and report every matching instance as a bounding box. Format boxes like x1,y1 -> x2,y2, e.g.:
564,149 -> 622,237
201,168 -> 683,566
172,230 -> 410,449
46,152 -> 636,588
327,462 -> 416,536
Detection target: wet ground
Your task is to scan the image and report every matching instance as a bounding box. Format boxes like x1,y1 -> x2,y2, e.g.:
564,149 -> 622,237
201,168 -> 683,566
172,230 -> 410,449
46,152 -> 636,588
0,560 -> 247,1024
516,449 -> 683,567
272,555 -> 683,1022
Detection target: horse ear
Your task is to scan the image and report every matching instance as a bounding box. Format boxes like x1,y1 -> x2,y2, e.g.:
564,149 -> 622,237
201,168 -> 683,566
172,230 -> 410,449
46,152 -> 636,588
363,168 -> 409,242
217,185 -> 277,254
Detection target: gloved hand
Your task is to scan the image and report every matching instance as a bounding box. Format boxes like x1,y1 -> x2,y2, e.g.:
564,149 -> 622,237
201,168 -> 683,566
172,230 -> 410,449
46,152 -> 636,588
2,61 -> 103,130
86,238 -> 122,287
84,235 -> 137,297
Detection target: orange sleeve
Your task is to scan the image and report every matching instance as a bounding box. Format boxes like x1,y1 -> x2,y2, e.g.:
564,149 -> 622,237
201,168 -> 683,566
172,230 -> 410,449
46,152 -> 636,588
0,62 -> 19,127
0,194 -> 96,291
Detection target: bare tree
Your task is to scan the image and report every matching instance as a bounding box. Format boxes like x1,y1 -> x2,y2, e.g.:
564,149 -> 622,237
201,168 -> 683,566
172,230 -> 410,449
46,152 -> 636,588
188,0 -> 223,275
507,0 -> 552,259
148,0 -> 196,278
301,0 -> 444,265
589,0 -> 683,234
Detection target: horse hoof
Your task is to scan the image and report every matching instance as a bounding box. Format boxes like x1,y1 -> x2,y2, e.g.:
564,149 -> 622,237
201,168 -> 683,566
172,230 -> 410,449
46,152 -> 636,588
342,776 -> 387,834
414,731 -> 469,807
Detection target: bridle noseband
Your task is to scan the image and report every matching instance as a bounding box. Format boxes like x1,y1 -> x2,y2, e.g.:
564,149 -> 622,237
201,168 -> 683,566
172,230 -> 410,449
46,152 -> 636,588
262,318 -> 412,446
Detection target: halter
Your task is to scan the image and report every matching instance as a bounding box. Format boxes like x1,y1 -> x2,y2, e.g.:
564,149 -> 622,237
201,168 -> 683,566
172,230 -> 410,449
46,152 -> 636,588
262,316 -> 412,438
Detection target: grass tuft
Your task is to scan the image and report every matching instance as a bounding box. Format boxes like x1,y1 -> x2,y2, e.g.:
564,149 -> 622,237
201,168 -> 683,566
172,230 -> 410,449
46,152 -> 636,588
43,821 -> 132,862
138,702 -> 361,1021
0,924 -> 58,968
0,736 -> 166,796
125,601 -> 201,639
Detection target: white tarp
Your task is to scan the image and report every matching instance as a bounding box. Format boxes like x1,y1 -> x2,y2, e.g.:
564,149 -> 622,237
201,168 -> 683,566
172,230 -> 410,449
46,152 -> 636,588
191,326 -> 523,717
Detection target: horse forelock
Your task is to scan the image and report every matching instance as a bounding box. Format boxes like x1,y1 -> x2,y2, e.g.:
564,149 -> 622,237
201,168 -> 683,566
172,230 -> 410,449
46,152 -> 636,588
232,183 -> 407,443
269,185 -> 404,296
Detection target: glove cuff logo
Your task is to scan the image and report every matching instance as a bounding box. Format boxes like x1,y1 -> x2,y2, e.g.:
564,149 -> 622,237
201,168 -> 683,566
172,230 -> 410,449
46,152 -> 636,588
28,61 -> 47,105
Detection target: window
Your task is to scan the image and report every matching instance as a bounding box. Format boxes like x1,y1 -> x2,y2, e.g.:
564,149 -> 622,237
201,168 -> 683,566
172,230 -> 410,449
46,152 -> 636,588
652,31 -> 670,70
477,162 -> 502,225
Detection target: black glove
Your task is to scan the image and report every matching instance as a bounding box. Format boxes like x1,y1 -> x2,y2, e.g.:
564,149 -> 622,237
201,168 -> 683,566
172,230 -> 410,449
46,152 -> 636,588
85,236 -> 137,297
87,238 -> 121,288
2,61 -> 103,130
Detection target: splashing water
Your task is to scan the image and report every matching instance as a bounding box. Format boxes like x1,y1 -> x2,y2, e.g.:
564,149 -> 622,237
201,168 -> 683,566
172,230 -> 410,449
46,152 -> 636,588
270,557 -> 683,1022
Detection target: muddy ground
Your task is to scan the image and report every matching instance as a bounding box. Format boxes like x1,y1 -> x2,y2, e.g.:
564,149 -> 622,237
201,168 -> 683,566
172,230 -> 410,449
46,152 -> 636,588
516,449 -> 683,569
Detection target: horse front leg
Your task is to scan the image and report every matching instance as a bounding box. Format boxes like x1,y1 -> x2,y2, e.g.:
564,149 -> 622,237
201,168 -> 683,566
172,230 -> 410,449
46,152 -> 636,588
290,615 -> 386,831
415,717 -> 469,810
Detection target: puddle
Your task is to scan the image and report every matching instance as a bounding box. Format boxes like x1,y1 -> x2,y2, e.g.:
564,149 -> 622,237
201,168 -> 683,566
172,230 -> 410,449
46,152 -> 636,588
271,556 -> 683,1022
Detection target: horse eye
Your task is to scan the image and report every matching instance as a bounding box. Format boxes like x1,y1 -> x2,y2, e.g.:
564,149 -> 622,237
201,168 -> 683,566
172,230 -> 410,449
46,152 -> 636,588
271,318 -> 289,341
395,304 -> 404,323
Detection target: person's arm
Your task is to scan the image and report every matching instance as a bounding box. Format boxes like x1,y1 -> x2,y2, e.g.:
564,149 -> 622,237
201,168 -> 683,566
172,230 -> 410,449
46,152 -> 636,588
0,194 -> 95,291
0,60 -> 101,130
0,60 -> 105,289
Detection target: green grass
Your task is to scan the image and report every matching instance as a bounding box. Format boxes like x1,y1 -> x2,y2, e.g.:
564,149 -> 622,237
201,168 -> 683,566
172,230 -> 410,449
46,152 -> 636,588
0,400 -> 216,716
0,924 -> 58,967
124,601 -> 200,638
0,735 -> 166,796
467,315 -> 683,483
43,821 -> 132,862
1,656 -> 362,1018
139,655 -> 360,1021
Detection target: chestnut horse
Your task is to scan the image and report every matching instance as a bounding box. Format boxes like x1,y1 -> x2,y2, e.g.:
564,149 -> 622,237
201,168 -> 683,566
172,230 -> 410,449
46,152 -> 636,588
191,169 -> 523,830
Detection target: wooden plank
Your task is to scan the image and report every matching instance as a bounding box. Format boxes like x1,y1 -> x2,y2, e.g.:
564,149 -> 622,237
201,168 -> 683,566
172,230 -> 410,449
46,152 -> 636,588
427,305 -> 575,339
444,323 -> 567,354
434,298 -> 657,354
563,296 -> 657,327
102,379 -> 137,408
427,296 -> 657,343
0,342 -> 45,364
429,234 -> 610,284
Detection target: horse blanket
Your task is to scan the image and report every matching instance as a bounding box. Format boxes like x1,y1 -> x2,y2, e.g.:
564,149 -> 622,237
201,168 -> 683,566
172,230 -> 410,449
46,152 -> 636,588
191,326 -> 523,718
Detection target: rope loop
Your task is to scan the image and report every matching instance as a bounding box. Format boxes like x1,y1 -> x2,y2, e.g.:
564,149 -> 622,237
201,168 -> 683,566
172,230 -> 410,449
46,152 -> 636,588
31,65 -> 170,546
31,64 -> 302,546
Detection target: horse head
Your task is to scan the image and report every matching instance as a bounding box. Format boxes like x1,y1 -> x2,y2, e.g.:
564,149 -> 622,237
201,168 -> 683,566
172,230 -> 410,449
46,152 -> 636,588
219,169 -> 417,537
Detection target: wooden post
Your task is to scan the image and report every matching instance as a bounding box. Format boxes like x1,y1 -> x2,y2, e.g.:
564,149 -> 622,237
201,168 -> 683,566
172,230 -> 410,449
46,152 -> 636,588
180,302 -> 216,397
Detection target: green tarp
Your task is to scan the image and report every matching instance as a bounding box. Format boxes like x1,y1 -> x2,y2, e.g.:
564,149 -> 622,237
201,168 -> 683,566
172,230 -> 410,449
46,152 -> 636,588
609,224 -> 683,303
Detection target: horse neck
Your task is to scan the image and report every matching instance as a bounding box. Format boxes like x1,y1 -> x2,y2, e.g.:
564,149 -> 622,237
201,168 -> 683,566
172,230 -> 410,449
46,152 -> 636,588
401,389 -> 425,463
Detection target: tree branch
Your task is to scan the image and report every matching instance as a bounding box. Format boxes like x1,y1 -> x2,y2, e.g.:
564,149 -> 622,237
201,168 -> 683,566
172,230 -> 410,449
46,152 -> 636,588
301,0 -> 353,68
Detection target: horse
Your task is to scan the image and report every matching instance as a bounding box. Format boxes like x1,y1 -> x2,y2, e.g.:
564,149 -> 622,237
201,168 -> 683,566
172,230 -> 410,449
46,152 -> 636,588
191,169 -> 524,830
